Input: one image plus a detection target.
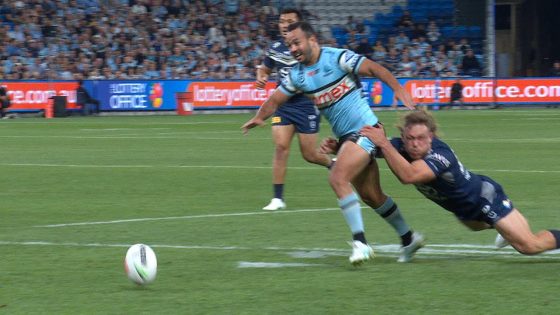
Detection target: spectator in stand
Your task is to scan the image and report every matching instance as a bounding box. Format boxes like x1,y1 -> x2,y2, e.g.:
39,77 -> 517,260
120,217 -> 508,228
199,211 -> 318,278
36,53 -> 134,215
383,47 -> 401,73
396,10 -> 414,28
372,40 -> 387,62
355,37 -> 373,60
395,31 -> 410,51
411,23 -> 427,39
549,60 -> 560,76
344,16 -> 358,34
458,38 -> 471,54
426,21 -> 441,43
397,54 -> 416,77
461,49 -> 482,76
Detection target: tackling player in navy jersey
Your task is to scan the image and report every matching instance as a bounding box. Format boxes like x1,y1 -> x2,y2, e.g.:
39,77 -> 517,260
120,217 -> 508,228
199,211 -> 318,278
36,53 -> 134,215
243,22 -> 423,265
359,110 -> 560,255
255,8 -> 332,211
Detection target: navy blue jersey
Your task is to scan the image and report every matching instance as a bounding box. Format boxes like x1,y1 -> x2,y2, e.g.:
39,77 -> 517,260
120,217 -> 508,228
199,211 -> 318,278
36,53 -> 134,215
264,40 -> 311,109
390,137 -> 490,217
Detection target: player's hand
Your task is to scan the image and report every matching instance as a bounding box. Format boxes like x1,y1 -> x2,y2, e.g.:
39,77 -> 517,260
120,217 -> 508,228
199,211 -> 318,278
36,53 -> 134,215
241,117 -> 265,135
255,78 -> 267,90
360,125 -> 389,147
394,87 -> 416,110
320,137 -> 339,154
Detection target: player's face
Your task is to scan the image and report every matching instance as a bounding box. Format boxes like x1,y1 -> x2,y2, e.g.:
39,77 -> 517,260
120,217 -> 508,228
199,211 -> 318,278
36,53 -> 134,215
402,124 -> 433,160
278,13 -> 299,38
286,28 -> 315,64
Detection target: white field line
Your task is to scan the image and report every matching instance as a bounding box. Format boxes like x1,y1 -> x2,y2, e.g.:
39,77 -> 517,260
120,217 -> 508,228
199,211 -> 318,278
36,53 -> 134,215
2,162 -> 559,174
1,134 -> 560,142
34,207 -> 342,228
0,120 -> 243,125
238,262 -> 326,268
1,240 -> 559,260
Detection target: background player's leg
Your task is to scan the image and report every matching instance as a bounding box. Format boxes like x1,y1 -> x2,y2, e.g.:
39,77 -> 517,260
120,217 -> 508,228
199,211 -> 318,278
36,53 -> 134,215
297,132 -> 332,167
263,125 -> 295,210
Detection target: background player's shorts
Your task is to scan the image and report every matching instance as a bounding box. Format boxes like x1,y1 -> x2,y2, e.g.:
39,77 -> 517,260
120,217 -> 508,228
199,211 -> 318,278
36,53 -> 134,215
271,103 -> 320,134
457,176 -> 514,226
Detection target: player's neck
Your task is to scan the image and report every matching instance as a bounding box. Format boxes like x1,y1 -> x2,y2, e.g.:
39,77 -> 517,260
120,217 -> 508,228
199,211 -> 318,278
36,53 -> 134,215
304,46 -> 321,66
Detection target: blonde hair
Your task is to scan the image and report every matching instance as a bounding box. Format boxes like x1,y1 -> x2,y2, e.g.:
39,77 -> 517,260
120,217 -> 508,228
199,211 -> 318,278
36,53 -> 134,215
397,109 -> 439,137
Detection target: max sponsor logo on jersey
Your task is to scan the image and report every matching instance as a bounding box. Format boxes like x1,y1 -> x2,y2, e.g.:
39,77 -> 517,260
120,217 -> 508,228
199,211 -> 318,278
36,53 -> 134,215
309,76 -> 356,108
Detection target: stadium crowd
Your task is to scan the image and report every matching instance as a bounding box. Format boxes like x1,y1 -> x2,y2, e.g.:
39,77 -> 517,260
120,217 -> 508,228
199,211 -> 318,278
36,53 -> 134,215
0,0 -> 481,81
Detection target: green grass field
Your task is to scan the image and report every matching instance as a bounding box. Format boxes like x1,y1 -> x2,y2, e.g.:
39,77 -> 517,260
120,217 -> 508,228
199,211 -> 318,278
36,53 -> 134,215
1,109 -> 559,314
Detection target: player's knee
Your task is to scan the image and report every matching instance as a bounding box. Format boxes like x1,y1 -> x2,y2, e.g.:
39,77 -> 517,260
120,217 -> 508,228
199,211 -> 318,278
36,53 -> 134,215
511,240 -> 541,255
274,144 -> 290,157
328,172 -> 346,190
301,150 -> 319,163
355,190 -> 383,207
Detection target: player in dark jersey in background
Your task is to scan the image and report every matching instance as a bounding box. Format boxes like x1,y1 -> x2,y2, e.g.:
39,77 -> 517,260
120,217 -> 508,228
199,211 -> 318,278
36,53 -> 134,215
255,9 -> 332,211
358,110 -> 560,255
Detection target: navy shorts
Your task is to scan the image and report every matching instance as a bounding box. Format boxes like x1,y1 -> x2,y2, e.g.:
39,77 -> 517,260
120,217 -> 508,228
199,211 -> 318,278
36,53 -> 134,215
271,103 -> 320,134
457,177 -> 514,226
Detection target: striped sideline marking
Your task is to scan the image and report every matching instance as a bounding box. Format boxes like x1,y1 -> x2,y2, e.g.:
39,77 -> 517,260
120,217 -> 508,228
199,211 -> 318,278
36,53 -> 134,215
34,207 -> 342,228
2,162 -> 559,174
1,240 -> 559,262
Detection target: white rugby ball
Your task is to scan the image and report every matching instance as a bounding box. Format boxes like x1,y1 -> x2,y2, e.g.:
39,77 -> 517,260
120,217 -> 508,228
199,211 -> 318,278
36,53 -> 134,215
124,244 -> 157,285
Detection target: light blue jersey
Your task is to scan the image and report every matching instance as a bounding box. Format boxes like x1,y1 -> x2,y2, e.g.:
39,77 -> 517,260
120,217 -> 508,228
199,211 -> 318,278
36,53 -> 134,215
279,47 -> 378,138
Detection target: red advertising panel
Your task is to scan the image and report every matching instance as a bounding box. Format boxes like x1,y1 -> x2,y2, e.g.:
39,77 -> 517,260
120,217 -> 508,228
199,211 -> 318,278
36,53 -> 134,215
0,82 -> 79,110
186,81 -> 277,108
404,78 -> 560,104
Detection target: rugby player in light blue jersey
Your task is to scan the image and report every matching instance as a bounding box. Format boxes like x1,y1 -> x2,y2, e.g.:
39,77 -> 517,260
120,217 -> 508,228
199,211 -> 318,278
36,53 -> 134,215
255,8 -> 332,211
360,110 -> 560,255
243,21 -> 423,265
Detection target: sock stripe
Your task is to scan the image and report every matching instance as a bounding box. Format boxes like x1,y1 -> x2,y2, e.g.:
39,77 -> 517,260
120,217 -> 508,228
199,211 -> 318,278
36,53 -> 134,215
548,229 -> 560,249
379,204 -> 397,218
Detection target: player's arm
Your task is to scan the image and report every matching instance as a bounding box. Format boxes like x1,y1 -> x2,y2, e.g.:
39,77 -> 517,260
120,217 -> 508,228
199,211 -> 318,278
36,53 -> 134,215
255,64 -> 272,90
241,88 -> 291,134
360,125 -> 436,184
357,58 -> 415,110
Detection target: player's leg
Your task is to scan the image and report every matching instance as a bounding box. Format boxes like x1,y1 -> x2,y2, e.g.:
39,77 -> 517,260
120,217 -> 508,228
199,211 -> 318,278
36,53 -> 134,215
495,208 -> 560,255
293,108 -> 331,168
353,157 -> 424,262
329,140 -> 373,264
474,178 -> 560,254
263,124 -> 295,210
297,132 -> 332,167
459,220 -> 491,231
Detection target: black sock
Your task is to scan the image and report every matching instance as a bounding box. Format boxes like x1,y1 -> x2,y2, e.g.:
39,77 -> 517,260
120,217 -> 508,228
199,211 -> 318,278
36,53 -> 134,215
548,229 -> 560,249
353,232 -> 367,244
273,184 -> 283,200
401,230 -> 412,247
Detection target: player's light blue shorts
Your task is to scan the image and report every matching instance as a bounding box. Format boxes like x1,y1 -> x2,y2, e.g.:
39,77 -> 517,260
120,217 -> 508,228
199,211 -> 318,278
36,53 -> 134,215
338,128 -> 379,160
271,103 -> 320,134
457,176 -> 514,226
